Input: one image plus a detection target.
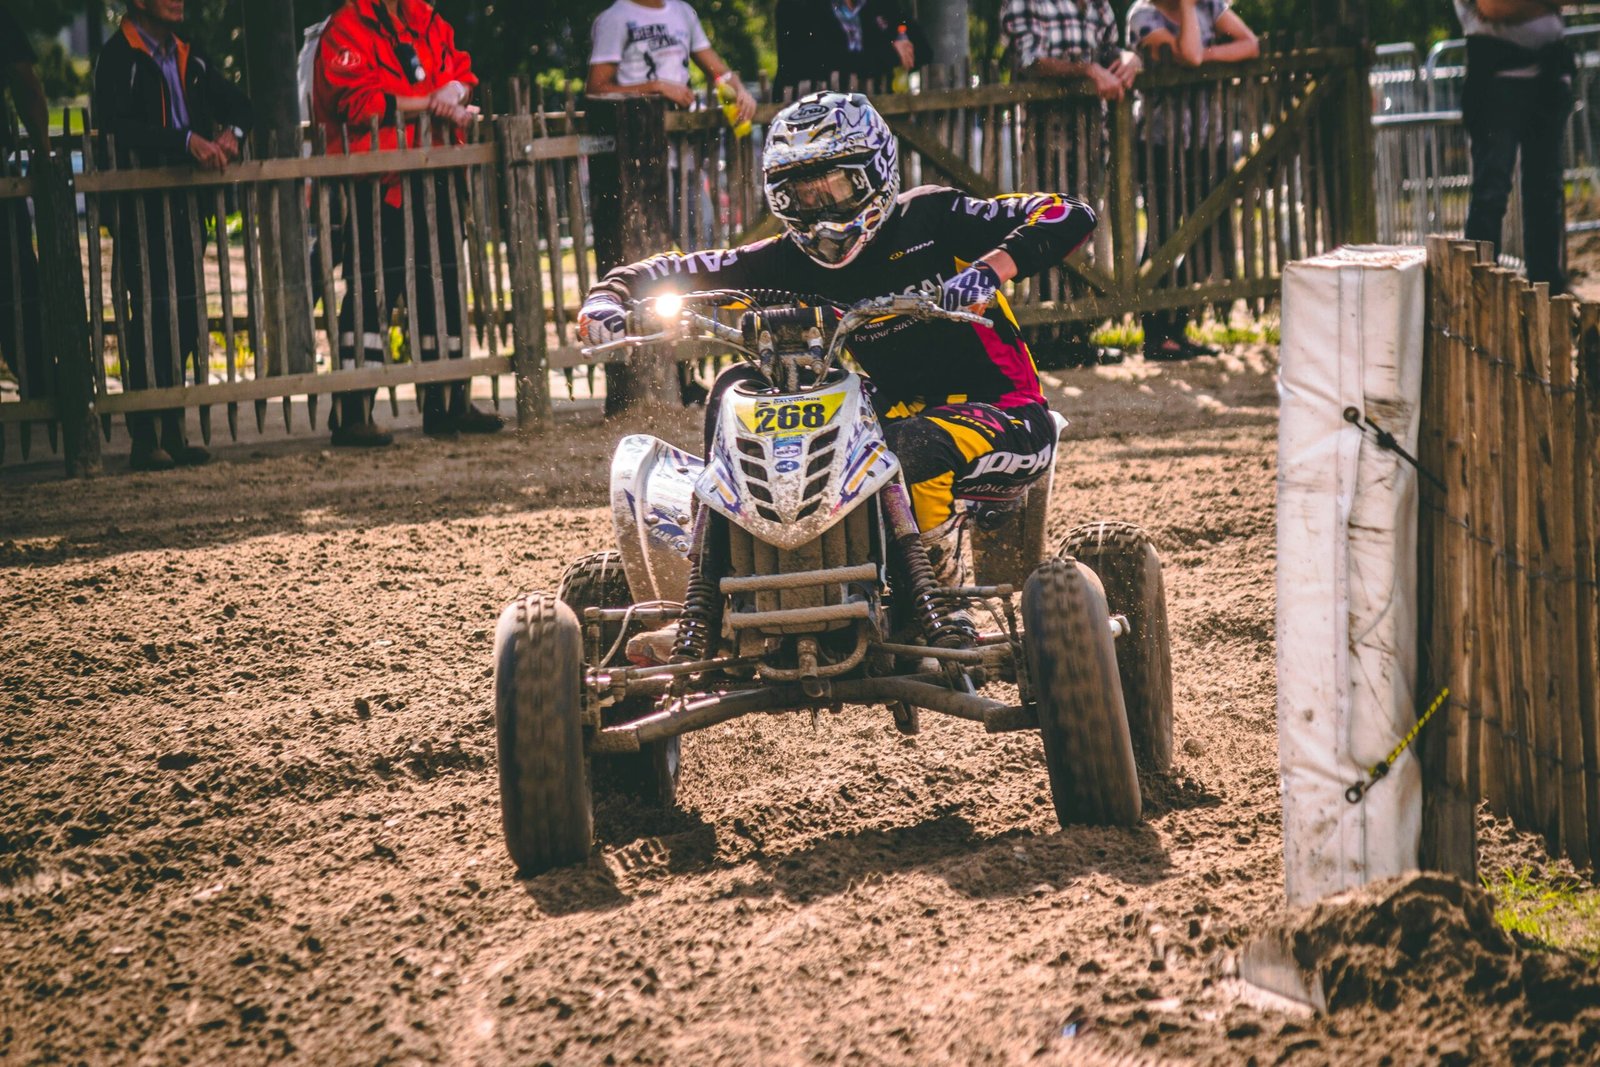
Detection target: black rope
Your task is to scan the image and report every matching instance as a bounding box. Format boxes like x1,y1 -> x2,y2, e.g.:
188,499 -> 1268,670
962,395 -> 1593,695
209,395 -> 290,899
1342,407 -> 1448,493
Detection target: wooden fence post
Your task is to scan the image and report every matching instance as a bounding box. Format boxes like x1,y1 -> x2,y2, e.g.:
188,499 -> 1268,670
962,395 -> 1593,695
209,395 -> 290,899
33,153 -> 101,478
497,112 -> 552,433
586,96 -> 676,414
1108,92 -> 1138,297
1418,238 -> 1476,879
1340,49 -> 1377,245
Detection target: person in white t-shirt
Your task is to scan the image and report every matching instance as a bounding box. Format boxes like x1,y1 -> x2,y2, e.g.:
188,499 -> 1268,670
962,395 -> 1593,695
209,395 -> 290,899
586,0 -> 756,124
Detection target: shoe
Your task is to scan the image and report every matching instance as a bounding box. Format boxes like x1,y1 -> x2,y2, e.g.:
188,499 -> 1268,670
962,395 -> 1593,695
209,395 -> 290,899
165,443 -> 211,466
453,404 -> 506,434
129,446 -> 177,472
331,420 -> 394,448
626,623 -> 680,667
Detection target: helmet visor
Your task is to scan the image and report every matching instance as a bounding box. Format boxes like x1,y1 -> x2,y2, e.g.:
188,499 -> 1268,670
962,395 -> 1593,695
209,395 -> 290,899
772,165 -> 873,224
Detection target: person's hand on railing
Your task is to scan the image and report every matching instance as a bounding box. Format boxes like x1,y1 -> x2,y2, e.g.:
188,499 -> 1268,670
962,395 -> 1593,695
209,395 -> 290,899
1085,63 -> 1125,102
428,96 -> 478,128
652,81 -> 698,109
214,128 -> 242,163
578,294 -> 628,348
727,79 -> 757,126
1108,50 -> 1141,90
428,81 -> 479,128
187,133 -> 231,172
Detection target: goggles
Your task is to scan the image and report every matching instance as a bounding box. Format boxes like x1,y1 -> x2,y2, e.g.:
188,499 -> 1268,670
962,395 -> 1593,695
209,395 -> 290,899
771,163 -> 874,224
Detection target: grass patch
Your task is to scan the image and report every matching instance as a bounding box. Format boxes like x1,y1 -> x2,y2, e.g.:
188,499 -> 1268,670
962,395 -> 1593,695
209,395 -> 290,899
1091,316 -> 1280,351
1484,865 -> 1600,959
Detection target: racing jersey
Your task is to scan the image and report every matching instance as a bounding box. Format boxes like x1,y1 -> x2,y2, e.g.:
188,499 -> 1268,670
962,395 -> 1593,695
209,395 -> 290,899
591,185 -> 1095,409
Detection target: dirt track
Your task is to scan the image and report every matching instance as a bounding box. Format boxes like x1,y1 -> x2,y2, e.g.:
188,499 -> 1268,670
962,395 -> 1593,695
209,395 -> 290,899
1,347 -> 1582,1065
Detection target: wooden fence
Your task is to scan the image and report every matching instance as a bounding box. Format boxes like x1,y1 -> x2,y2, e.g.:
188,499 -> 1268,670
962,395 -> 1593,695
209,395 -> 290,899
0,45 -> 1371,474
662,45 -> 1372,326
1419,236 -> 1600,879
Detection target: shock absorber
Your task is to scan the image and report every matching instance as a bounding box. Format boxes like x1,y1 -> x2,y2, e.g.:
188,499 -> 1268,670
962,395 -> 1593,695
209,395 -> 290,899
881,483 -> 975,649
673,508 -> 726,662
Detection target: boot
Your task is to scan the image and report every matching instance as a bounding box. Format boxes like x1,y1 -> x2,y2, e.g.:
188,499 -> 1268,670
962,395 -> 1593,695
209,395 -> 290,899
445,381 -> 506,435
331,391 -> 393,448
159,413 -> 210,466
921,515 -> 976,645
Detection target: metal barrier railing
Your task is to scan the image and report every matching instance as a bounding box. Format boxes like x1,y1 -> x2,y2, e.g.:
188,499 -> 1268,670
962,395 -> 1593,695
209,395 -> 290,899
1373,27 -> 1600,251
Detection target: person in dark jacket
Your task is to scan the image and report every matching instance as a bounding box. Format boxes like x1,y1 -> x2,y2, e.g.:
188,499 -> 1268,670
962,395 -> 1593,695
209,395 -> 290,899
0,2 -> 48,404
94,0 -> 254,471
774,0 -> 929,97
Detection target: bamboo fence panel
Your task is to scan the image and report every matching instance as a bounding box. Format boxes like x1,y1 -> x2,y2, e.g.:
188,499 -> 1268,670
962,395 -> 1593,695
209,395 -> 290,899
1422,239 -> 1600,877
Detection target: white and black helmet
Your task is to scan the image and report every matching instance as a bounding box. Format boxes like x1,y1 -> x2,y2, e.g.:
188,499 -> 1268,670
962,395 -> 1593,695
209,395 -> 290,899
763,91 -> 899,268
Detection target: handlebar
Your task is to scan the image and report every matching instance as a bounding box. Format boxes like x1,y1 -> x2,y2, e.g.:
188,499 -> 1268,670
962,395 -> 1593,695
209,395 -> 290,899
579,287 -> 992,365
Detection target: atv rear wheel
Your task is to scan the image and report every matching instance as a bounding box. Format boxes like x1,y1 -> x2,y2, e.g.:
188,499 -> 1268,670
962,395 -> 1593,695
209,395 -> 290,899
494,594 -> 594,875
1059,522 -> 1174,773
1022,558 -> 1142,827
557,551 -> 680,807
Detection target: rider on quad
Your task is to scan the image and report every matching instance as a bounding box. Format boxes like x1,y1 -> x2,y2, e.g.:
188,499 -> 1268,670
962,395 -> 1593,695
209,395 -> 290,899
577,90 -> 1096,643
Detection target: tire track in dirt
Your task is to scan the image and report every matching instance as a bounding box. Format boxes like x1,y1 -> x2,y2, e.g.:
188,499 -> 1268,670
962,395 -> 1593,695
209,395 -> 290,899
5,353 -> 1512,1065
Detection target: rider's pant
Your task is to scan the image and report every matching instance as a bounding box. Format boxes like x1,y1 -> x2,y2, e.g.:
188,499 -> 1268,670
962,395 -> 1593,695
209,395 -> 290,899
881,399 -> 1059,532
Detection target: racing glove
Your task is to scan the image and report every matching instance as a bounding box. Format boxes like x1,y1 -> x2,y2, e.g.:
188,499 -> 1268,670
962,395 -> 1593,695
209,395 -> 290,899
940,261 -> 1002,312
577,294 -> 627,349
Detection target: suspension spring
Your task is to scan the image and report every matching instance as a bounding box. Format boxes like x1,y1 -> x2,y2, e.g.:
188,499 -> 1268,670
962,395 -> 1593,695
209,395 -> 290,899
673,509 -> 726,662
882,484 -> 975,649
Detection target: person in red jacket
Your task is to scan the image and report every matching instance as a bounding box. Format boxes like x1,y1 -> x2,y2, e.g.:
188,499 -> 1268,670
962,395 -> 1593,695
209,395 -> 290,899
314,0 -> 502,446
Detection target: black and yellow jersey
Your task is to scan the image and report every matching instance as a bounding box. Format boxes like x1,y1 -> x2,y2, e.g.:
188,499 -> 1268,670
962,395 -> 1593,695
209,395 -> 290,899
590,185 -> 1095,410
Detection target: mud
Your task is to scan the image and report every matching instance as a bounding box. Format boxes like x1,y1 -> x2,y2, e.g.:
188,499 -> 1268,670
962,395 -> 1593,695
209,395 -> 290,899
0,347 -> 1576,1064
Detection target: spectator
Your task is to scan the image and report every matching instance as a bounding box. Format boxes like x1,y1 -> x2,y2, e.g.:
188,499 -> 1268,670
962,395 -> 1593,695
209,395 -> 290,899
586,0 -> 755,125
774,0 -> 930,98
1127,0 -> 1258,360
0,1 -> 47,404
587,0 -> 755,402
315,0 -> 505,445
1002,0 -> 1140,367
1456,0 -> 1576,293
94,0 -> 253,471
297,3 -> 343,125
1004,0 -> 1141,102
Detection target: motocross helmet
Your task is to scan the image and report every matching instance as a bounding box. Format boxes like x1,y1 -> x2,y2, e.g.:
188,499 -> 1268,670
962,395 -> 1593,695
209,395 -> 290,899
763,91 -> 900,269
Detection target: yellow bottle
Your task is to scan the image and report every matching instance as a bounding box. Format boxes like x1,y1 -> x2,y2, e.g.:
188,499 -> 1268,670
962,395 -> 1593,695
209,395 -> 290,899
716,77 -> 752,138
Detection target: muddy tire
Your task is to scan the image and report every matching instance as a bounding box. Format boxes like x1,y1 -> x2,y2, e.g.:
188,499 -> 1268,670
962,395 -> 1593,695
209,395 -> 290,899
494,594 -> 593,875
1059,522 -> 1174,773
557,551 -> 680,807
1022,558 -> 1142,827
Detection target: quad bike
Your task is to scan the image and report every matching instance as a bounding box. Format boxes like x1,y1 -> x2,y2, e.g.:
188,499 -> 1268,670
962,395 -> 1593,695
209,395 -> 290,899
494,289 -> 1174,876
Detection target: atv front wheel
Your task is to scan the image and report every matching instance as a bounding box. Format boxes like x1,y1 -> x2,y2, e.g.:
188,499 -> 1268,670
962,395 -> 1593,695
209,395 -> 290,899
1022,558 -> 1142,827
494,593 -> 593,875
1059,522 -> 1174,773
557,551 -> 680,807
